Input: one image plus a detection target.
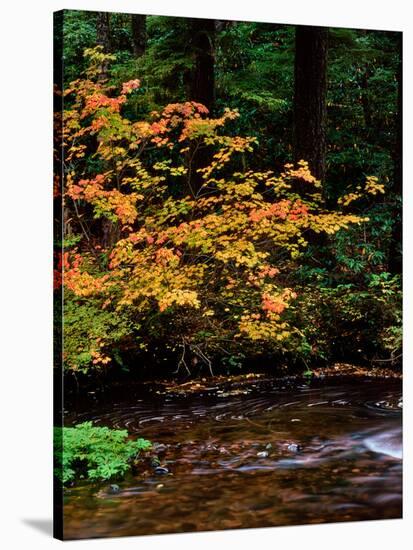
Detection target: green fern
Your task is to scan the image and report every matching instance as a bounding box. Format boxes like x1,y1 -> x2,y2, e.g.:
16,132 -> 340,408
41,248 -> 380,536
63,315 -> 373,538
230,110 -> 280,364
54,422 -> 152,484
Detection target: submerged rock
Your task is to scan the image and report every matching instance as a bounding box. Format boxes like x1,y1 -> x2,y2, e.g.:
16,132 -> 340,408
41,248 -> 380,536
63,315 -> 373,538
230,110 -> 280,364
257,451 -> 269,458
154,466 -> 170,475
153,443 -> 167,453
287,443 -> 301,452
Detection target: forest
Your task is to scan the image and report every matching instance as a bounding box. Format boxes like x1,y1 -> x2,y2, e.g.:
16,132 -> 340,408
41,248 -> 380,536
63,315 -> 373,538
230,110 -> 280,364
54,11 -> 402,385
53,11 -> 403,539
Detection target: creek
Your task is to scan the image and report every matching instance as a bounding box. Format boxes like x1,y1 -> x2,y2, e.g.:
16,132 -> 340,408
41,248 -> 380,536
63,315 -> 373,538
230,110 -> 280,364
63,377 -> 402,539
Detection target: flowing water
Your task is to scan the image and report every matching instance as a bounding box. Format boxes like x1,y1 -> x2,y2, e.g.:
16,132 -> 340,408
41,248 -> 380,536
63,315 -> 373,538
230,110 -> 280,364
63,377 -> 402,539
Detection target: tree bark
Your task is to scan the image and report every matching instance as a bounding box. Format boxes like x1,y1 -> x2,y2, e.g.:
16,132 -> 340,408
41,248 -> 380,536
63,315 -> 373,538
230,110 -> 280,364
187,18 -> 215,112
185,18 -> 216,195
293,26 -> 328,184
131,14 -> 147,57
360,67 -> 372,129
96,12 -> 111,51
96,12 -> 111,80
389,34 -> 402,274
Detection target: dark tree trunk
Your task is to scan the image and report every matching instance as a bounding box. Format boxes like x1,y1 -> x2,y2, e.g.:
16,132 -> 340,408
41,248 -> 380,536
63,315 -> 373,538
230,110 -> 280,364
185,18 -> 216,196
96,12 -> 111,51
360,67 -> 372,129
188,18 -> 215,112
96,12 -> 116,242
293,26 -> 328,184
389,35 -> 402,274
131,14 -> 147,57
96,12 -> 111,80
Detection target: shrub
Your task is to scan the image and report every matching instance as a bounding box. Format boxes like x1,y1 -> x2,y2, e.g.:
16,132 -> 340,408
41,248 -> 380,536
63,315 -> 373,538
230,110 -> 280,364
54,421 -> 151,483
56,48 -> 385,375
295,273 -> 402,364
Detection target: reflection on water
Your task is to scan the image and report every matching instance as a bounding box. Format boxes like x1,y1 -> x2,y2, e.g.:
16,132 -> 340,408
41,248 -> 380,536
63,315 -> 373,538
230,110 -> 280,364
63,378 -> 402,539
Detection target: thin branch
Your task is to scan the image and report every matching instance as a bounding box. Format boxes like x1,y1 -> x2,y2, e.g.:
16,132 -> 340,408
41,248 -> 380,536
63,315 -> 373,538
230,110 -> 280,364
173,338 -> 191,375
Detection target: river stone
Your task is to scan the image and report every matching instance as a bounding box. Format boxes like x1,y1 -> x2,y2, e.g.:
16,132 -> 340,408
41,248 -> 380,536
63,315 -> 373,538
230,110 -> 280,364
257,451 -> 269,458
287,443 -> 301,452
108,484 -> 120,494
153,443 -> 167,453
154,466 -> 170,475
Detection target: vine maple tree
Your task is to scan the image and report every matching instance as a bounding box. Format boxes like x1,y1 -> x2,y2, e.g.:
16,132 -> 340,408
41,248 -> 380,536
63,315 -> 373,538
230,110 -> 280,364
56,48 -> 383,374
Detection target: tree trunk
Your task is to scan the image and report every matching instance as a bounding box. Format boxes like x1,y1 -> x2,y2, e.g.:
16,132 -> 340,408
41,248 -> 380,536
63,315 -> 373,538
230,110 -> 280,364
131,14 -> 147,57
188,18 -> 215,112
389,34 -> 402,274
360,67 -> 372,129
293,26 -> 328,184
96,12 -> 111,80
185,18 -> 216,196
96,12 -> 111,51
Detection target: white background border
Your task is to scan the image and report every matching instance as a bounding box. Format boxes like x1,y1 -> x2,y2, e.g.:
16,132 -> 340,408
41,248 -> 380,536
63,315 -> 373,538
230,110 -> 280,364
1,0 -> 411,547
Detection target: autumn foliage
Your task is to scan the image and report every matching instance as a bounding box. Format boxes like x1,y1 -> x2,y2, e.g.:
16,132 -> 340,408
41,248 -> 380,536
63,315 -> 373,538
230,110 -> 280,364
57,48 -> 386,375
